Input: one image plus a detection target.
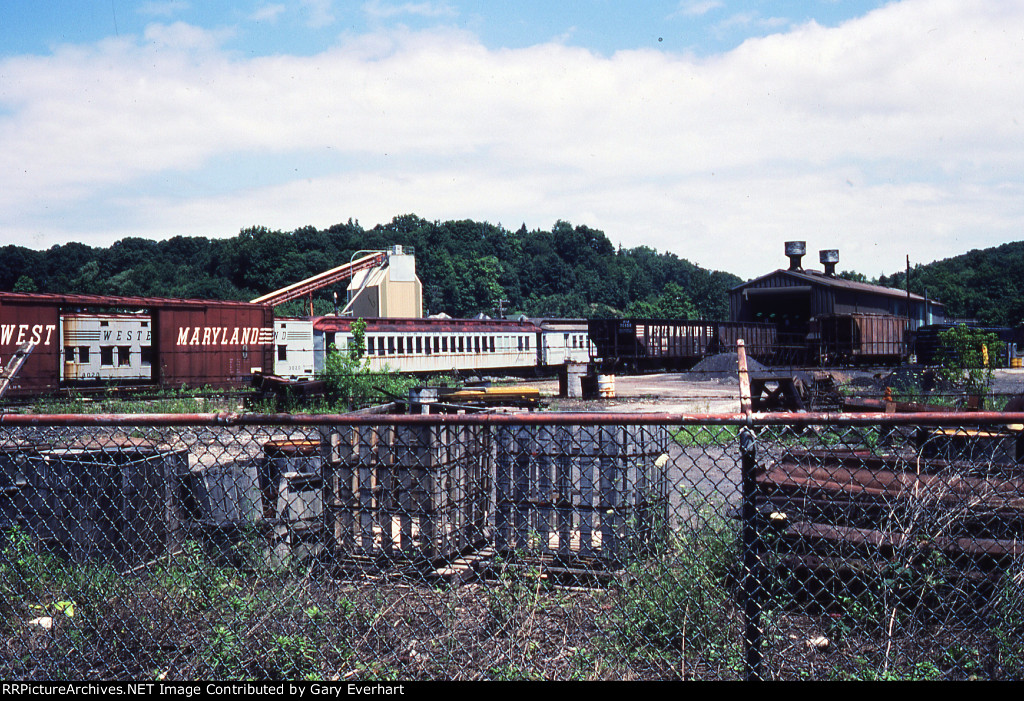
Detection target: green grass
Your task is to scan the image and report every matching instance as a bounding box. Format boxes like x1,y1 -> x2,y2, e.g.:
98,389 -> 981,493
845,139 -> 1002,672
672,424 -> 740,447
30,386 -> 245,414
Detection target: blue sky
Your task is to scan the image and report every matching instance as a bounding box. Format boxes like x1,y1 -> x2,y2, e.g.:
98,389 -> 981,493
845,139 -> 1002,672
2,2 -> 887,58
1,1 -> 1022,280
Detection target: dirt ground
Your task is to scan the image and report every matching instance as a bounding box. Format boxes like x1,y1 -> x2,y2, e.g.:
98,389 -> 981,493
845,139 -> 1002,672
518,367 -> 1024,414
522,373 -> 744,414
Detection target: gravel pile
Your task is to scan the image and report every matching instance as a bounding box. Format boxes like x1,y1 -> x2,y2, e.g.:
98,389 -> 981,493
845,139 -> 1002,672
685,352 -> 769,382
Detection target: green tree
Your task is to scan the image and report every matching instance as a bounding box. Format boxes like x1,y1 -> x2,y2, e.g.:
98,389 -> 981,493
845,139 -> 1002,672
318,320 -> 414,409
936,324 -> 1005,399
12,276 -> 37,293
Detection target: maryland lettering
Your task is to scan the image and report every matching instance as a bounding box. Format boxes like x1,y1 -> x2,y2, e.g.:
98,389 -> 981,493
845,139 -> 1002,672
176,327 -> 270,346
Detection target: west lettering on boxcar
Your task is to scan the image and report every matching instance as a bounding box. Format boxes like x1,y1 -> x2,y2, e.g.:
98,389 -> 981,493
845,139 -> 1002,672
0,324 -> 57,347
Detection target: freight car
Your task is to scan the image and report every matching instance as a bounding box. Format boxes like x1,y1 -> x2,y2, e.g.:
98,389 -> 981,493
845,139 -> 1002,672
0,292 -> 274,397
587,318 -> 779,372
807,313 -> 910,366
910,323 -> 1020,367
0,292 -> 595,397
60,313 -> 153,383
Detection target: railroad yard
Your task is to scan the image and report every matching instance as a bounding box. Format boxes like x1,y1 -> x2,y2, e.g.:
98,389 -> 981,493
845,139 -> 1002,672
532,367 -> 1024,414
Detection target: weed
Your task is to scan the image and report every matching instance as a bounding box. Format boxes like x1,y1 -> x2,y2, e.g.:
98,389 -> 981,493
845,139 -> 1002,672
673,425 -> 739,447
607,510 -> 741,672
485,554 -> 546,635
204,624 -> 249,680
486,661 -> 544,681
0,527 -> 66,615
31,386 -> 242,415
994,566 -> 1024,680
836,656 -> 942,681
262,633 -> 321,680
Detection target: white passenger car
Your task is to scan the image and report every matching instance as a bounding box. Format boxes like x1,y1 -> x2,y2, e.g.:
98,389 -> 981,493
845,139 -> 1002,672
310,316 -> 542,376
536,318 -> 594,367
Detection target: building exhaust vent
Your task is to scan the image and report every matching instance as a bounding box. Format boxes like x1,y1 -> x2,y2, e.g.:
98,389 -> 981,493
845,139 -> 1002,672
785,241 -> 806,271
819,249 -> 839,277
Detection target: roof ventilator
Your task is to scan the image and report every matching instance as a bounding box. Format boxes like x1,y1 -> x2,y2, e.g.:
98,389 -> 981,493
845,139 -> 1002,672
785,241 -> 806,271
820,249 -> 839,277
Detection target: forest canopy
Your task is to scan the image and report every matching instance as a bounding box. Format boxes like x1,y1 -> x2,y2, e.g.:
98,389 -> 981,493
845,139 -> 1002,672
0,216 -> 741,320
878,241 -> 1024,327
6,217 -> 1019,326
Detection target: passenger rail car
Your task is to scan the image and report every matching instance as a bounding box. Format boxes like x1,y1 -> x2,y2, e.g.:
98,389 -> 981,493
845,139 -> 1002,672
309,316 -> 543,376
536,318 -> 594,367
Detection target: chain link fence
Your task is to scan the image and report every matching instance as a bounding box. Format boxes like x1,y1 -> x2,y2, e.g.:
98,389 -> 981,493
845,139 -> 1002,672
1,410 -> 1023,681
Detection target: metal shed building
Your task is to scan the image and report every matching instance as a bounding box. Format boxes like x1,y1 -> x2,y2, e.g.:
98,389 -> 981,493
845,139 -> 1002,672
729,243 -> 945,363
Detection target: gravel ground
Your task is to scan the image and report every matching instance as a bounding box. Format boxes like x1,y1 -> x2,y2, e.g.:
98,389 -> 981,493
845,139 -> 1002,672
523,366 -> 1024,414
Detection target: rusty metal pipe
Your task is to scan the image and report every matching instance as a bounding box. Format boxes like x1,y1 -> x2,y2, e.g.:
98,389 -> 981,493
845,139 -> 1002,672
5,410 -> 1024,427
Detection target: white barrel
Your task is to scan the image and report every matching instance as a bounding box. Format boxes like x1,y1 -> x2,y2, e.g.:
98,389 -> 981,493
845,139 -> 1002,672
597,375 -> 615,398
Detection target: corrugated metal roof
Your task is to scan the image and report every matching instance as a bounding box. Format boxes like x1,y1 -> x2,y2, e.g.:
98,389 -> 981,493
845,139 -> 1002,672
730,268 -> 944,306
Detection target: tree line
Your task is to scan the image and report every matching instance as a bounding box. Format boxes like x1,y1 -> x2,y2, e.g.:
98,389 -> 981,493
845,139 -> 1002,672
0,215 -> 740,320
878,241 -> 1024,328
8,217 -> 1018,325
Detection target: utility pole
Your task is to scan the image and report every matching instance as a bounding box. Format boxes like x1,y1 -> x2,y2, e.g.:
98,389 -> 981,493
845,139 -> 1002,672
906,255 -> 912,327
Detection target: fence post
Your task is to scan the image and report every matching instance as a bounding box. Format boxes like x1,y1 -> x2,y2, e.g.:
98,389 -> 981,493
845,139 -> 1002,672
737,339 -> 765,681
740,424 -> 764,681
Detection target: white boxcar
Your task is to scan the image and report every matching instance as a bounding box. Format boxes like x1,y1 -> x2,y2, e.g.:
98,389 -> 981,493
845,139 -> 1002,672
60,313 -> 153,382
273,318 -> 315,380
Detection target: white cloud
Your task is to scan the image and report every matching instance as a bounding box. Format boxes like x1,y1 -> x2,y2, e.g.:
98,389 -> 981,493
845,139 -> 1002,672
673,1 -> 724,18
137,1 -> 191,18
300,0 -> 336,28
362,1 -> 458,20
142,21 -> 234,49
1,0 -> 1022,281
250,4 -> 287,23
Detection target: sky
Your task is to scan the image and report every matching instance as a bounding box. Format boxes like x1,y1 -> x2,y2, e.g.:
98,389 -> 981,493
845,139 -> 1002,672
1,1 -> 1022,281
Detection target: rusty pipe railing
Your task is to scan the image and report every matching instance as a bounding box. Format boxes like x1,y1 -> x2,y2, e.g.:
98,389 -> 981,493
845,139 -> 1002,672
4,410 -> 1024,427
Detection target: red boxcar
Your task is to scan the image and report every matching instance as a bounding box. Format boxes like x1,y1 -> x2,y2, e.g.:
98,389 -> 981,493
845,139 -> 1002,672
0,292 -> 274,396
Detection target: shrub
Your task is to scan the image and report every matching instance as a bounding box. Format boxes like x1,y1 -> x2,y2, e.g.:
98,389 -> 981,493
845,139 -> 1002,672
318,318 -> 416,409
608,512 -> 741,670
936,324 -> 1005,400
